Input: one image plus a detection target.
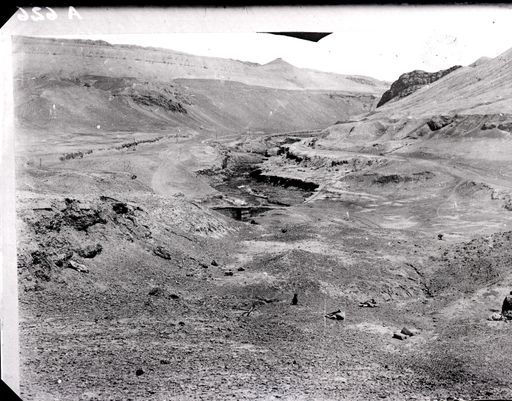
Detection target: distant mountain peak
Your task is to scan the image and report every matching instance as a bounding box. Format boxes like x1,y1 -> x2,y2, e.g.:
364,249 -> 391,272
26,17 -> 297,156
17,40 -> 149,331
264,58 -> 294,67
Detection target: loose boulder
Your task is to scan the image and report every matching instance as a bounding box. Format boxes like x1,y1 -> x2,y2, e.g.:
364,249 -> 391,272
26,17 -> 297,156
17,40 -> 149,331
501,291 -> 512,319
393,332 -> 408,340
401,327 -> 415,336
153,246 -> 172,260
54,251 -> 73,267
77,243 -> 103,258
67,260 -> 89,273
148,287 -> 164,297
359,298 -> 378,308
325,310 -> 345,321
427,115 -> 453,131
489,312 -> 503,321
62,199 -> 106,231
112,202 -> 131,215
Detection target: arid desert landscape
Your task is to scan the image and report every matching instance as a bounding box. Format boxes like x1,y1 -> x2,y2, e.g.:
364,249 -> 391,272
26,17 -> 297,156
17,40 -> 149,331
11,33 -> 512,400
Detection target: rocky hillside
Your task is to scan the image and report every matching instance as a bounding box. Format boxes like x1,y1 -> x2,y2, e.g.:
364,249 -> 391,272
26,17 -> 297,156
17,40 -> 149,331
13,36 -> 385,134
369,46 -> 512,117
377,65 -> 461,107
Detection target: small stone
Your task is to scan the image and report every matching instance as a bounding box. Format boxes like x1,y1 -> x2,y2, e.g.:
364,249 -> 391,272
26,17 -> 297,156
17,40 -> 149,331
169,294 -> 179,300
281,228 -> 287,233
68,260 -> 89,273
401,327 -> 414,336
325,310 -> 345,320
153,246 -> 172,260
148,287 -> 164,296
224,271 -> 234,276
334,312 -> 345,320
112,202 -> 130,214
237,267 -> 245,272
211,260 -> 218,266
77,243 -> 102,258
359,298 -> 378,308
489,312 -> 503,321
393,332 -> 408,340
135,368 -> 144,376
291,293 -> 298,305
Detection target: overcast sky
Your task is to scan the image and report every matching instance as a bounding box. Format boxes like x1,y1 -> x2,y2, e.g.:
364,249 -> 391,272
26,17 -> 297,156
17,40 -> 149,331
9,5 -> 512,81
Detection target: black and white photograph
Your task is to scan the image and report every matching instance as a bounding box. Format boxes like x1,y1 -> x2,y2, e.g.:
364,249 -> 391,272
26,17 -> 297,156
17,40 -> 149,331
2,5 -> 512,400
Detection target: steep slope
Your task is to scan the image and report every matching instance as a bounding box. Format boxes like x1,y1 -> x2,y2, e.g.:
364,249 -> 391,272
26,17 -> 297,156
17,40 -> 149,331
373,47 -> 512,117
376,65 -> 462,107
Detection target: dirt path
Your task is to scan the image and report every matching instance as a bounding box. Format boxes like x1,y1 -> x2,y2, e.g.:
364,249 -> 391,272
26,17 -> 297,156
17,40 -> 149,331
150,131 -> 221,199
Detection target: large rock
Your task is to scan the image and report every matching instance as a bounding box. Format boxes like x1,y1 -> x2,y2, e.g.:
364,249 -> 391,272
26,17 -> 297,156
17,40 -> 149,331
502,292 -> 512,319
400,327 -> 415,336
77,243 -> 103,258
68,260 -> 89,273
393,332 -> 408,340
62,198 -> 106,231
489,312 -> 503,321
377,65 -> 462,107
153,246 -> 172,260
325,310 -> 345,321
148,287 -> 165,297
427,115 -> 454,131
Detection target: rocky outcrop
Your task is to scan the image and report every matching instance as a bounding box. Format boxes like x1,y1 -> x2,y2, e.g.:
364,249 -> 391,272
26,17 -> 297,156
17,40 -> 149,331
377,65 -> 462,107
481,121 -> 512,133
427,115 -> 454,131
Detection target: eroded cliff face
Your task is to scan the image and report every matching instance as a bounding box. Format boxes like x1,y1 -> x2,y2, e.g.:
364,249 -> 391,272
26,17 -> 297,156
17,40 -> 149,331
376,65 -> 462,107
